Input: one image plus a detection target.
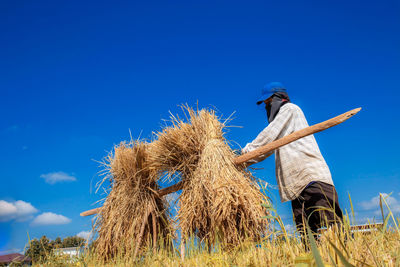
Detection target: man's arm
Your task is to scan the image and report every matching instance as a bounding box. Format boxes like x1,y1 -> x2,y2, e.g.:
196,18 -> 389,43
242,105 -> 293,162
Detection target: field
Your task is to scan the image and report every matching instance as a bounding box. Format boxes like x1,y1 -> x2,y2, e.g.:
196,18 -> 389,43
38,196 -> 400,267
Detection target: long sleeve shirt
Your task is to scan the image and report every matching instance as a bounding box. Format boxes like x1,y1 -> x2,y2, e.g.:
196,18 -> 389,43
242,103 -> 334,202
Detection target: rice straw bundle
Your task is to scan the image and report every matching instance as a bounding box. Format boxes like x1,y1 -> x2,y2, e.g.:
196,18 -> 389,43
149,106 -> 268,246
149,107 -> 224,179
94,141 -> 172,261
181,139 -> 268,245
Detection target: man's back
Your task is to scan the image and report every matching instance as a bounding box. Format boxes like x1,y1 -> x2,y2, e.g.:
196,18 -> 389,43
243,103 -> 334,202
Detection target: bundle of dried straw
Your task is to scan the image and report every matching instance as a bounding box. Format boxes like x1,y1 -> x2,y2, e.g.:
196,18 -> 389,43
149,106 -> 268,246
94,141 -> 173,260
93,106 -> 268,260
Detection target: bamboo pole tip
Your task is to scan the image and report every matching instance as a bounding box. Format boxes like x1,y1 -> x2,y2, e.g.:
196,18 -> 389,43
347,107 -> 362,117
80,207 -> 100,217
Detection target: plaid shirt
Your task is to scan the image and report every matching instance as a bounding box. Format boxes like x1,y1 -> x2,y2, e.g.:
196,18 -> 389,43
242,103 -> 334,202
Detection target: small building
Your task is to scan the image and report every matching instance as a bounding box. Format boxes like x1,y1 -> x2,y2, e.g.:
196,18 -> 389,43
0,253 -> 31,266
318,223 -> 384,235
53,247 -> 84,259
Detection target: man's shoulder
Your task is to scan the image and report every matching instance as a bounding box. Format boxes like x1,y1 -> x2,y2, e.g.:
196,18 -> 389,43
282,103 -> 302,112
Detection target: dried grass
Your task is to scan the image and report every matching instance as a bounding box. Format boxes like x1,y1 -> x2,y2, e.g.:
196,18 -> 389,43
149,106 -> 268,246
93,105 -> 269,260
94,141 -> 173,261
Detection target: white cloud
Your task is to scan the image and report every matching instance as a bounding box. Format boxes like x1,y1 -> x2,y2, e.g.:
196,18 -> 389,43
40,171 -> 77,184
76,230 -> 92,240
31,212 -> 71,226
165,192 -> 179,205
0,200 -> 38,222
360,193 -> 400,215
165,192 -> 180,213
357,216 -> 380,224
360,193 -> 397,210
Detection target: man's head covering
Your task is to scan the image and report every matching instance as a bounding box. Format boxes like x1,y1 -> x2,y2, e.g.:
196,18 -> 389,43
265,92 -> 290,123
256,82 -> 287,105
257,82 -> 290,123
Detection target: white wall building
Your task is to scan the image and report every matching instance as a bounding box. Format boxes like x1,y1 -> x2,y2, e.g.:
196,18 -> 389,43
53,247 -> 84,259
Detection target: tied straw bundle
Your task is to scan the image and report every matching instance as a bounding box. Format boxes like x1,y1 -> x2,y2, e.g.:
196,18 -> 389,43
94,141 -> 173,261
149,106 -> 268,247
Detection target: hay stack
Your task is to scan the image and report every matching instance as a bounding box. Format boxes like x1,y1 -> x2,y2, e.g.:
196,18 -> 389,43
94,141 -> 172,260
149,106 -> 268,246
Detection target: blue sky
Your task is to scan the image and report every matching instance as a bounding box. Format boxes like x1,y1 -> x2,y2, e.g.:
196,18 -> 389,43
1,0 -> 399,253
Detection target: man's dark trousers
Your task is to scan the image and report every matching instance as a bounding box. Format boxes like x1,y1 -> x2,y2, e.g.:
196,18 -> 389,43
291,181 -> 343,236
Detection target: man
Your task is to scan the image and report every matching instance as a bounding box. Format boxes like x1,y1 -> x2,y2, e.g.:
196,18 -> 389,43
242,82 -> 343,239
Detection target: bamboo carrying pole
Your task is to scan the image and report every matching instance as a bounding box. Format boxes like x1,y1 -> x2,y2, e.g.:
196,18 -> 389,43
80,107 -> 361,217
79,181 -> 185,216
233,107 -> 361,165
151,210 -> 157,254
133,205 -> 153,259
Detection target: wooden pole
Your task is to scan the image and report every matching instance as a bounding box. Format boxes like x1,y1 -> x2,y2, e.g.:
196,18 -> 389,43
180,239 -> 185,262
152,210 -> 157,254
156,181 -> 184,197
80,107 -> 361,217
233,107 -> 361,165
79,182 -> 184,217
133,206 -> 153,259
80,208 -> 101,217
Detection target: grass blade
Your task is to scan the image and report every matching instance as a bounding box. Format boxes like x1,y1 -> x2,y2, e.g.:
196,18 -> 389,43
348,192 -> 355,225
328,253 -> 338,267
379,193 -> 385,224
380,193 -> 400,233
306,225 -> 325,267
383,212 -> 391,232
326,238 -> 355,267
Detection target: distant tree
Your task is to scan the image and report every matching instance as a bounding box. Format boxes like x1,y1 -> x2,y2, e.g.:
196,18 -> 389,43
51,237 -> 62,249
62,236 -> 85,248
25,238 -> 40,262
25,236 -> 53,263
25,235 -> 86,263
39,236 -> 52,254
